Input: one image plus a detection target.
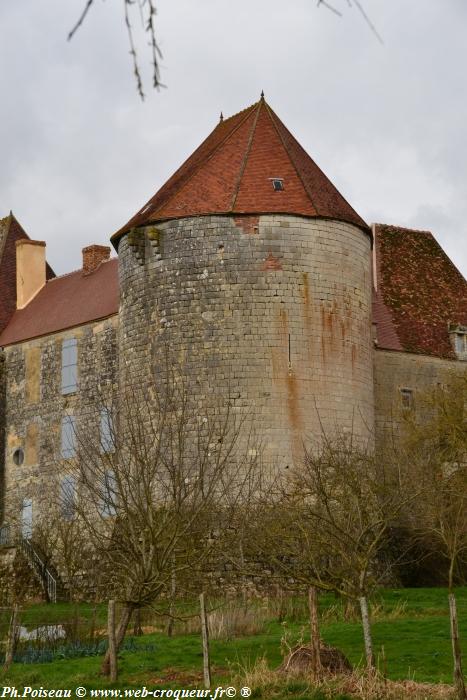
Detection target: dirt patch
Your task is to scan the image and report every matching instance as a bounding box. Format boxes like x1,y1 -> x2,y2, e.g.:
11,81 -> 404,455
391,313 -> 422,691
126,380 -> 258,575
149,667 -> 229,686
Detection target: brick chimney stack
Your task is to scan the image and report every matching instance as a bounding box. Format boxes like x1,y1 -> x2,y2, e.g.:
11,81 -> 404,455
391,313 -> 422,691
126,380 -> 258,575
82,245 -> 111,275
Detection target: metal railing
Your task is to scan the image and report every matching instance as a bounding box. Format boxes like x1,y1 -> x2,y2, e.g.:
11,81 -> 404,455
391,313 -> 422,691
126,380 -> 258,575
0,523 -> 10,546
19,537 -> 58,604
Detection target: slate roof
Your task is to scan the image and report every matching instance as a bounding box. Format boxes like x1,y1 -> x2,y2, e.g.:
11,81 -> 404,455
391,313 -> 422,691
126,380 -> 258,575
112,97 -> 369,246
0,258 -> 119,347
0,214 -> 54,335
373,224 -> 467,358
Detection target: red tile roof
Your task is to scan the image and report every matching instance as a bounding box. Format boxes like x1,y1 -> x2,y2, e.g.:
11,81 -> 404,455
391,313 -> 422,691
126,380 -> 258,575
112,98 -> 369,245
372,224 -> 467,358
0,258 -> 118,347
0,214 -> 54,335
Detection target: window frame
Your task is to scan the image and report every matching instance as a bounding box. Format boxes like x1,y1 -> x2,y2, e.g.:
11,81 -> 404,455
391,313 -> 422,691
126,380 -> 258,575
100,469 -> 117,517
60,474 -> 77,521
61,338 -> 78,395
400,387 -> 414,410
21,498 -> 33,540
100,407 -> 115,454
61,415 -> 77,459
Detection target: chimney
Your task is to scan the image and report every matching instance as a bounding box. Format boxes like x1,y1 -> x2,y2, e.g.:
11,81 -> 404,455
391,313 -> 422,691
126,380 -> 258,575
16,239 -> 46,309
82,245 -> 111,275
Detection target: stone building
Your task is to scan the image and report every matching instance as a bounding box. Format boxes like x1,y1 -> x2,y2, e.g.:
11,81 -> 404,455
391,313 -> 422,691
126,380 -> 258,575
0,98 -> 466,575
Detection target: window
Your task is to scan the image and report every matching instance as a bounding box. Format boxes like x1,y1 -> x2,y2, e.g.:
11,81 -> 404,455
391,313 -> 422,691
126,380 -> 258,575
100,408 -> 115,454
61,415 -> 76,459
100,470 -> 117,517
13,448 -> 24,466
271,178 -> 284,191
455,333 -> 467,355
21,498 -> 33,540
449,325 -> 467,360
400,388 -> 414,410
60,475 -> 76,521
61,338 -> 78,394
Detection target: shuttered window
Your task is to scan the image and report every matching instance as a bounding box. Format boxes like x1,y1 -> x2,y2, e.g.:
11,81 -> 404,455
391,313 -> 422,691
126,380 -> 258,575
100,408 -> 115,454
61,415 -> 77,459
100,470 -> 117,517
61,338 -> 78,394
60,475 -> 77,520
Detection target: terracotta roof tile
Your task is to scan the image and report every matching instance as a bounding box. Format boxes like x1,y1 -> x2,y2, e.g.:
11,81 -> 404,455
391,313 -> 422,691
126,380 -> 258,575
372,224 -> 467,358
0,258 -> 118,346
112,98 -> 369,245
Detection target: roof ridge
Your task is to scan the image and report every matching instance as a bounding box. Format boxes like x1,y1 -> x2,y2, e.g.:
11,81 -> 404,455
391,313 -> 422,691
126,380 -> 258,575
230,101 -> 263,211
47,257 -> 117,283
268,105 -> 368,231
221,100 -> 260,125
150,103 -> 259,220
264,102 -> 319,216
0,214 -> 12,260
374,223 -> 433,235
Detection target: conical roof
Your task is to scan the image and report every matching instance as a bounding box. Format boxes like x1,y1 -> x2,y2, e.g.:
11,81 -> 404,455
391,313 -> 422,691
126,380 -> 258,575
112,97 -> 369,246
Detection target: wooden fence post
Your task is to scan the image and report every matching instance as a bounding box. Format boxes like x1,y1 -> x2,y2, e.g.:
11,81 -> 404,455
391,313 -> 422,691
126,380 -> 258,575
308,586 -> 321,678
199,592 -> 211,690
3,604 -> 19,671
108,599 -> 118,682
449,593 -> 467,700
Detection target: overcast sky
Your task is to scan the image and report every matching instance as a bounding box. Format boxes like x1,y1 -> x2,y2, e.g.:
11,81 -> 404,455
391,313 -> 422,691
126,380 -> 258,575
1,1 -> 466,278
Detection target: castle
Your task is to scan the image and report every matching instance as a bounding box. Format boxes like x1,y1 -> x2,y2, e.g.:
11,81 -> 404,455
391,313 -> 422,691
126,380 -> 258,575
1,97 -> 466,549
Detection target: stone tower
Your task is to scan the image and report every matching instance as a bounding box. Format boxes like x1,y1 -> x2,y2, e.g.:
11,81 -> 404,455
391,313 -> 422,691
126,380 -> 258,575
112,98 -> 374,467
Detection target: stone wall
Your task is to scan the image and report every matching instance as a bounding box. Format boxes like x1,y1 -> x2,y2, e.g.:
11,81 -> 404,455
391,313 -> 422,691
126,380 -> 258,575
374,347 -> 466,448
0,351 -> 6,522
118,214 -> 374,469
1,315 -> 118,529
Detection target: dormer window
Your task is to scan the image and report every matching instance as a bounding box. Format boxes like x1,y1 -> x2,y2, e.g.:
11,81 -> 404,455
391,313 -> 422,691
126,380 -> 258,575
449,324 -> 467,360
270,178 -> 284,191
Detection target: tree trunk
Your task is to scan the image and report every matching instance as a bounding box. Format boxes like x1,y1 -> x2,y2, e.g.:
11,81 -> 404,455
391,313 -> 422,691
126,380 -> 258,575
359,596 -> 375,670
199,592 -> 211,690
449,593 -> 467,700
107,600 -> 118,682
100,603 -> 134,676
3,604 -> 19,671
90,604 -> 97,647
167,561 -> 176,637
308,586 -> 321,678
133,608 -> 143,636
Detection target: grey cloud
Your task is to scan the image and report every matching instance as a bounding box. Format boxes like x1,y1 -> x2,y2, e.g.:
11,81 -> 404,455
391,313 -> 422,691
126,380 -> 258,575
0,0 -> 466,277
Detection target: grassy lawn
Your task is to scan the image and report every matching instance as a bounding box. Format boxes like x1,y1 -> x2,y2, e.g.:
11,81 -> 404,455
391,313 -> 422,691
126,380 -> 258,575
0,587 -> 465,696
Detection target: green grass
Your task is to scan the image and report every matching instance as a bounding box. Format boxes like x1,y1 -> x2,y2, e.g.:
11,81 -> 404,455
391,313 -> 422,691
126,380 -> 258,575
0,587 -> 465,696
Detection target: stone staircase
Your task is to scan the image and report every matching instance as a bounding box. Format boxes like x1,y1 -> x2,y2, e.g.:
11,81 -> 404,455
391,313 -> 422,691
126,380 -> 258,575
0,523 -> 67,603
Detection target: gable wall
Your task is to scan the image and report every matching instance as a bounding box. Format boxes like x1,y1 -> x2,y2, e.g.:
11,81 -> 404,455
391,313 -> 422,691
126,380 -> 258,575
374,347 -> 466,448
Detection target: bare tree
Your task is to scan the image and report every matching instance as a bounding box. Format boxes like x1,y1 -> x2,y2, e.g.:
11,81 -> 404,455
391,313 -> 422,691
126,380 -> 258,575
68,0 -> 380,98
402,376 -> 467,700
68,0 -> 163,100
246,434 -> 415,671
59,366 -> 259,677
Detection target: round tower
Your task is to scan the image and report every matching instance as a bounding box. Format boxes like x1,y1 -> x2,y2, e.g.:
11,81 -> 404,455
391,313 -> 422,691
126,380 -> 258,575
114,98 -> 374,467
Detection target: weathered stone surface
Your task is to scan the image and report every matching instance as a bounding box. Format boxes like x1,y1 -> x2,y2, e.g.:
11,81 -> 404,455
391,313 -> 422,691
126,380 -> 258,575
1,316 -> 118,526
118,214 -> 374,468
374,348 -> 466,446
